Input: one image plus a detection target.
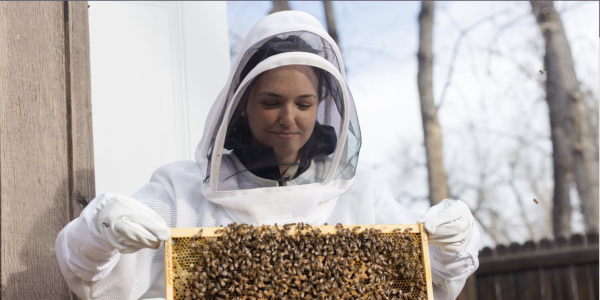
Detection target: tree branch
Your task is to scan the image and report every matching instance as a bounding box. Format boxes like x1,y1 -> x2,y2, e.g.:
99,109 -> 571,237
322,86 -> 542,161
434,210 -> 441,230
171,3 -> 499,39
436,7 -> 513,110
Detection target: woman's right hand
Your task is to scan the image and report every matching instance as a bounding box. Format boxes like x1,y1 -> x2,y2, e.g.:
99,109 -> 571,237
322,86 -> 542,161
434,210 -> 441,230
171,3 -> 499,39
91,194 -> 171,254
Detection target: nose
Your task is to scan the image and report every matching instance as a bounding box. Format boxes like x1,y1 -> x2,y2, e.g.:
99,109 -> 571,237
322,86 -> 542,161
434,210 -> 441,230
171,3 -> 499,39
278,103 -> 295,128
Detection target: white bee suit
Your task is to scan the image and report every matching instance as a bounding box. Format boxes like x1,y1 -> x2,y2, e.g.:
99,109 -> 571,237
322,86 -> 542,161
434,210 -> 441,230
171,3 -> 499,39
55,11 -> 479,300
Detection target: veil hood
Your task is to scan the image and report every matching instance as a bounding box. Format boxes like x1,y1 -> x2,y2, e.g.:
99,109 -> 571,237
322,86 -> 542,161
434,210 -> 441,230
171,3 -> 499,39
194,11 -> 361,225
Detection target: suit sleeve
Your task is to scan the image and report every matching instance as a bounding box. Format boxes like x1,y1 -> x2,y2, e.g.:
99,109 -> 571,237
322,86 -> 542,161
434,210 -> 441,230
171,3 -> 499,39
55,166 -> 177,300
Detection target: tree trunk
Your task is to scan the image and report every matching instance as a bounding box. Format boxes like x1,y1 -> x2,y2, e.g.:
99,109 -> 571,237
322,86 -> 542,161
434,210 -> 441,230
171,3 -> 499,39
417,1 -> 449,205
270,1 -> 290,14
531,1 -> 599,235
322,1 -> 340,46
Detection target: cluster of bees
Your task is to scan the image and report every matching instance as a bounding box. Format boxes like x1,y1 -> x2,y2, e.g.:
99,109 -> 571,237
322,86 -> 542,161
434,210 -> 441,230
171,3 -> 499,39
176,222 -> 428,300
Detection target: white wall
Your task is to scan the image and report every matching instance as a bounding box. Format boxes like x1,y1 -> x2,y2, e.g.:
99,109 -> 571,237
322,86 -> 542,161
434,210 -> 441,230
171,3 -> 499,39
89,1 -> 230,196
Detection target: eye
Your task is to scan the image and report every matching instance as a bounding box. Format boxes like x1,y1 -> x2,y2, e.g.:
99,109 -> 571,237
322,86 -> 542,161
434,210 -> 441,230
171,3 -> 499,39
297,103 -> 313,110
261,101 -> 279,108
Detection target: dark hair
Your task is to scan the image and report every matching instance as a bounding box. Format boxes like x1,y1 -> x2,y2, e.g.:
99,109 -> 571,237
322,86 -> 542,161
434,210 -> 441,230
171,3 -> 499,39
239,35 -> 330,102
228,35 -> 332,140
225,35 -> 337,174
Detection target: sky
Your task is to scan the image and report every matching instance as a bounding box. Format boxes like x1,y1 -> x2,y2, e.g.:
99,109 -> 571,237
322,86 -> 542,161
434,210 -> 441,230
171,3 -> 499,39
226,1 -> 599,248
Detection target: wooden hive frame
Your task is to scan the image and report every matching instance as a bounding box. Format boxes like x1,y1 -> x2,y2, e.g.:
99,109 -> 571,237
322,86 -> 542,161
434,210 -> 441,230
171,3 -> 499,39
165,224 -> 433,300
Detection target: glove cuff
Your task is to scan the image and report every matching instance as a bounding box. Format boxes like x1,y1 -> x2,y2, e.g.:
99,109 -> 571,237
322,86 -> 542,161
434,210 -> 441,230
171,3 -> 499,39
78,193 -> 113,238
61,212 -> 121,281
429,226 -> 480,280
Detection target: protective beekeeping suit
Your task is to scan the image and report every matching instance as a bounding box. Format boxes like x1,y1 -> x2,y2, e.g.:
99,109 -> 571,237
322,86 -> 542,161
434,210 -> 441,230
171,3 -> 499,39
56,11 -> 479,300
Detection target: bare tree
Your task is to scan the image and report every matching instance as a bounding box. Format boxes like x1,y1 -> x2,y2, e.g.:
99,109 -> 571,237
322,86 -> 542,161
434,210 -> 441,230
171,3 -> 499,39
531,1 -> 599,236
322,2 -> 340,46
270,1 -> 290,14
417,1 -> 449,205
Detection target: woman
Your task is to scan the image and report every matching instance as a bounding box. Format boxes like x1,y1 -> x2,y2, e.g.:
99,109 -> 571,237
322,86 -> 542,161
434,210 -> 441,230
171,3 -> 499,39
56,11 -> 479,300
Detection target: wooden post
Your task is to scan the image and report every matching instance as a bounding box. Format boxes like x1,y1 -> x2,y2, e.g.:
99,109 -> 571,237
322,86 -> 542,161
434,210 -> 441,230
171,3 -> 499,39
456,274 -> 477,300
0,2 -> 93,299
476,247 -> 495,300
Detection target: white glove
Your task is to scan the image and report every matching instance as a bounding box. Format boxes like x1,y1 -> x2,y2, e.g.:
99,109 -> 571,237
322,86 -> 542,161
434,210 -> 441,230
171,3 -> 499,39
90,194 -> 171,254
417,199 -> 474,253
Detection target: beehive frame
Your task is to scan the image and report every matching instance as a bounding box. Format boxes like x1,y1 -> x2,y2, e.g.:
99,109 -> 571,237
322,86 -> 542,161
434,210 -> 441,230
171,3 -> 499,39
165,224 -> 433,299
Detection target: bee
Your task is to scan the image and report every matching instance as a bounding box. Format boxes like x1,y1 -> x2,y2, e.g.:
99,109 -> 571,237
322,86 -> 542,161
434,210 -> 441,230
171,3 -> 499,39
193,228 -> 204,239
539,69 -> 546,75
533,198 -> 539,204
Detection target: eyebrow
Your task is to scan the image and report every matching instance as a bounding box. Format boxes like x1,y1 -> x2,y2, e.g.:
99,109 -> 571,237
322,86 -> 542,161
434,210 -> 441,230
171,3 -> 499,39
257,92 -> 316,99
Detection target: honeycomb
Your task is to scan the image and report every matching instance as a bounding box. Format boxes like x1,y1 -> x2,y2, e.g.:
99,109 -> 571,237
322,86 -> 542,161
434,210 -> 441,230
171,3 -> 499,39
164,224 -> 432,300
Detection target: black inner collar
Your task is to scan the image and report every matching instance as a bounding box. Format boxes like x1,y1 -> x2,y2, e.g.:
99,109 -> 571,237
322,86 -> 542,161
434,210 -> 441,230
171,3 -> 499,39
223,116 -> 337,185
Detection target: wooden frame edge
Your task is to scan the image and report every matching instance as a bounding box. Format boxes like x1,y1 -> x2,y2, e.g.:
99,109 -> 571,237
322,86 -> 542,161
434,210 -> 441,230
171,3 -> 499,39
165,234 -> 174,300
169,223 -> 422,238
419,223 -> 434,300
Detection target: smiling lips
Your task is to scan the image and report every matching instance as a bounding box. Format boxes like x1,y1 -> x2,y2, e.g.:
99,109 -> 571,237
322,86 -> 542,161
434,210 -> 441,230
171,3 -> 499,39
272,131 -> 299,139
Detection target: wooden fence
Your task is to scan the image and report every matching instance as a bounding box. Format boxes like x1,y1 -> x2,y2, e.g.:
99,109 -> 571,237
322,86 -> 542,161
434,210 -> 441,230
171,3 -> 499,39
467,233 -> 599,300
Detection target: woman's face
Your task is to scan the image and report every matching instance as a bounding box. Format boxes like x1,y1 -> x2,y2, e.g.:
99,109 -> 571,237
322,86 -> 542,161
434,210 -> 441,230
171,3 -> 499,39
244,65 -> 319,168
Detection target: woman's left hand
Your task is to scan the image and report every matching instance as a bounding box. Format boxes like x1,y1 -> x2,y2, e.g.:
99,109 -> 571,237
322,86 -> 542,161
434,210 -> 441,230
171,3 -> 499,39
417,199 -> 474,253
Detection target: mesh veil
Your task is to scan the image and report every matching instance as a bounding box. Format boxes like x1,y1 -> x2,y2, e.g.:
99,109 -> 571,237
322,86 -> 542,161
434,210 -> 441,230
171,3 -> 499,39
197,24 -> 361,193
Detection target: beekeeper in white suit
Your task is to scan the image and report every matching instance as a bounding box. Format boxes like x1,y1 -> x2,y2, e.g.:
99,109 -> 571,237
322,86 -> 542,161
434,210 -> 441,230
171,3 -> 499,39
56,11 -> 479,300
